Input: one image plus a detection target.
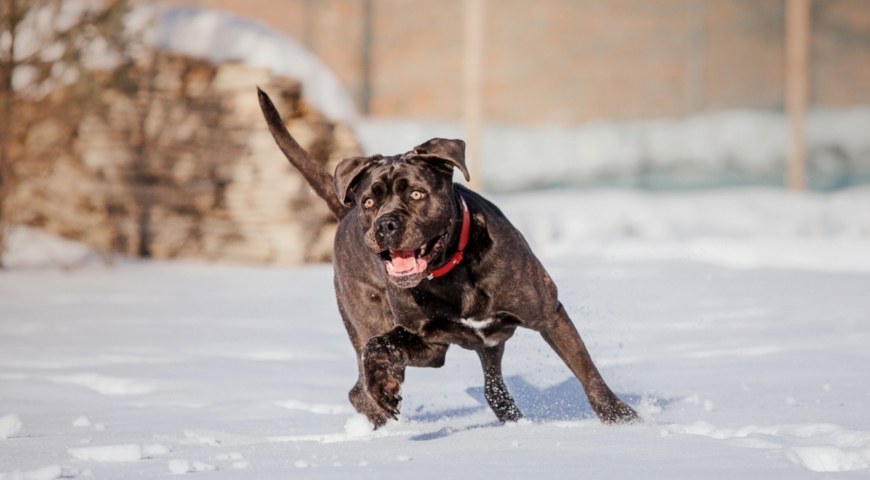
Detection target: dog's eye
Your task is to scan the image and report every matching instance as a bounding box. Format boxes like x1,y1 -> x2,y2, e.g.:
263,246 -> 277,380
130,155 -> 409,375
363,198 -> 375,209
409,191 -> 425,201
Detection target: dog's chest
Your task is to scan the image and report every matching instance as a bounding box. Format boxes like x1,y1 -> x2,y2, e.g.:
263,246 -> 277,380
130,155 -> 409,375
402,279 -> 517,348
456,317 -> 498,347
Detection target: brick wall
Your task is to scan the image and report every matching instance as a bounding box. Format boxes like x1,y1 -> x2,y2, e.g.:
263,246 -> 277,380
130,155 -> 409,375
135,0 -> 870,124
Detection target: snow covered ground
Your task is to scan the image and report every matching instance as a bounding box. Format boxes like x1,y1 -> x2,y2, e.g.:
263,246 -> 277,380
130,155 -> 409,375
2,187 -> 869,478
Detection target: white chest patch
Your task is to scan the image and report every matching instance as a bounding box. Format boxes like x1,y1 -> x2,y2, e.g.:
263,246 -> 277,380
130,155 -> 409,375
460,318 -> 493,329
459,318 -> 497,347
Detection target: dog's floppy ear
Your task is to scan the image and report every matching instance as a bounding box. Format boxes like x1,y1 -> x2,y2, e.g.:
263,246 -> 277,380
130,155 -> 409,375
411,138 -> 470,181
334,156 -> 376,206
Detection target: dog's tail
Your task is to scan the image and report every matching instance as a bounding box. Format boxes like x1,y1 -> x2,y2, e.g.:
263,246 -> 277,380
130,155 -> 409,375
257,87 -> 351,220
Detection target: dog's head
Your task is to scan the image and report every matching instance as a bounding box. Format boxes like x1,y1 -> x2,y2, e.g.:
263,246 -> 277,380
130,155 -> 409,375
334,138 -> 469,288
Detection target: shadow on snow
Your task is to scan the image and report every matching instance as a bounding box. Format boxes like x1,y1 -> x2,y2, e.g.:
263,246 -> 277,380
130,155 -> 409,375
408,375 -> 668,441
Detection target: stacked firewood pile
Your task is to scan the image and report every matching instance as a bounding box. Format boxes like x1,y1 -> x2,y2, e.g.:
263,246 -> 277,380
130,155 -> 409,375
6,50 -> 360,264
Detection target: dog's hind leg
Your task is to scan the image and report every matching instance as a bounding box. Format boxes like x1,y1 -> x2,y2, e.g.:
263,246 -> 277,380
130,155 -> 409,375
538,303 -> 639,424
476,344 -> 523,423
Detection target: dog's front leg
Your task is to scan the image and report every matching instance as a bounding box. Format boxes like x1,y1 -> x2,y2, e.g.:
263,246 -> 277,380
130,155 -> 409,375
362,326 -> 447,424
538,303 -> 640,424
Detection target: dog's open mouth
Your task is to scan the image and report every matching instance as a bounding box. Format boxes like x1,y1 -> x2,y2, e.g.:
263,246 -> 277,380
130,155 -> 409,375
378,234 -> 445,280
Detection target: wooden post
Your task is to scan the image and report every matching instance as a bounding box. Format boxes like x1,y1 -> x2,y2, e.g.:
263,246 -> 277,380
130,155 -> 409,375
463,0 -> 484,192
785,0 -> 810,191
685,0 -> 707,114
360,0 -> 373,115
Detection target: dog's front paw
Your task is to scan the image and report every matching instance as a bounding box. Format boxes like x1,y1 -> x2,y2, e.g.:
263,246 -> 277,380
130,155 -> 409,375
363,357 -> 403,420
349,380 -> 392,429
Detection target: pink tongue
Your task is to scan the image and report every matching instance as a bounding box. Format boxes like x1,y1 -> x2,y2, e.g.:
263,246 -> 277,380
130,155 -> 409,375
391,250 -> 416,272
390,250 -> 426,274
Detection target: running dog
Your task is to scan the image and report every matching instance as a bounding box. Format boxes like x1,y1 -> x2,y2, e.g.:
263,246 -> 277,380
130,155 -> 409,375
258,88 -> 638,427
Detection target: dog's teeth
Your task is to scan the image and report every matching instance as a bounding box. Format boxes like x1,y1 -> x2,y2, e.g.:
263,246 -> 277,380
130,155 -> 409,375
388,263 -> 395,271
413,257 -> 417,267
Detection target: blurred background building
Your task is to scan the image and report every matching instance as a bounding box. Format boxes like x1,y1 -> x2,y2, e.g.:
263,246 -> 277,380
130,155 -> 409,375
130,0 -> 870,192
136,0 -> 870,122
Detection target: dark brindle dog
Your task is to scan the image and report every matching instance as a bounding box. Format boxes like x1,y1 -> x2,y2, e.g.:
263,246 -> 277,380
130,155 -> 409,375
258,89 -> 638,427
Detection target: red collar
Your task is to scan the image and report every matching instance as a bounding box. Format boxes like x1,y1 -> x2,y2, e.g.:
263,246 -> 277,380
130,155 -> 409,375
427,195 -> 470,280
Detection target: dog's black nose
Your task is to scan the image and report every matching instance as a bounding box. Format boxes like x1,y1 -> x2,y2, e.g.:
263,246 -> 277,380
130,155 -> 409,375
374,214 -> 401,242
